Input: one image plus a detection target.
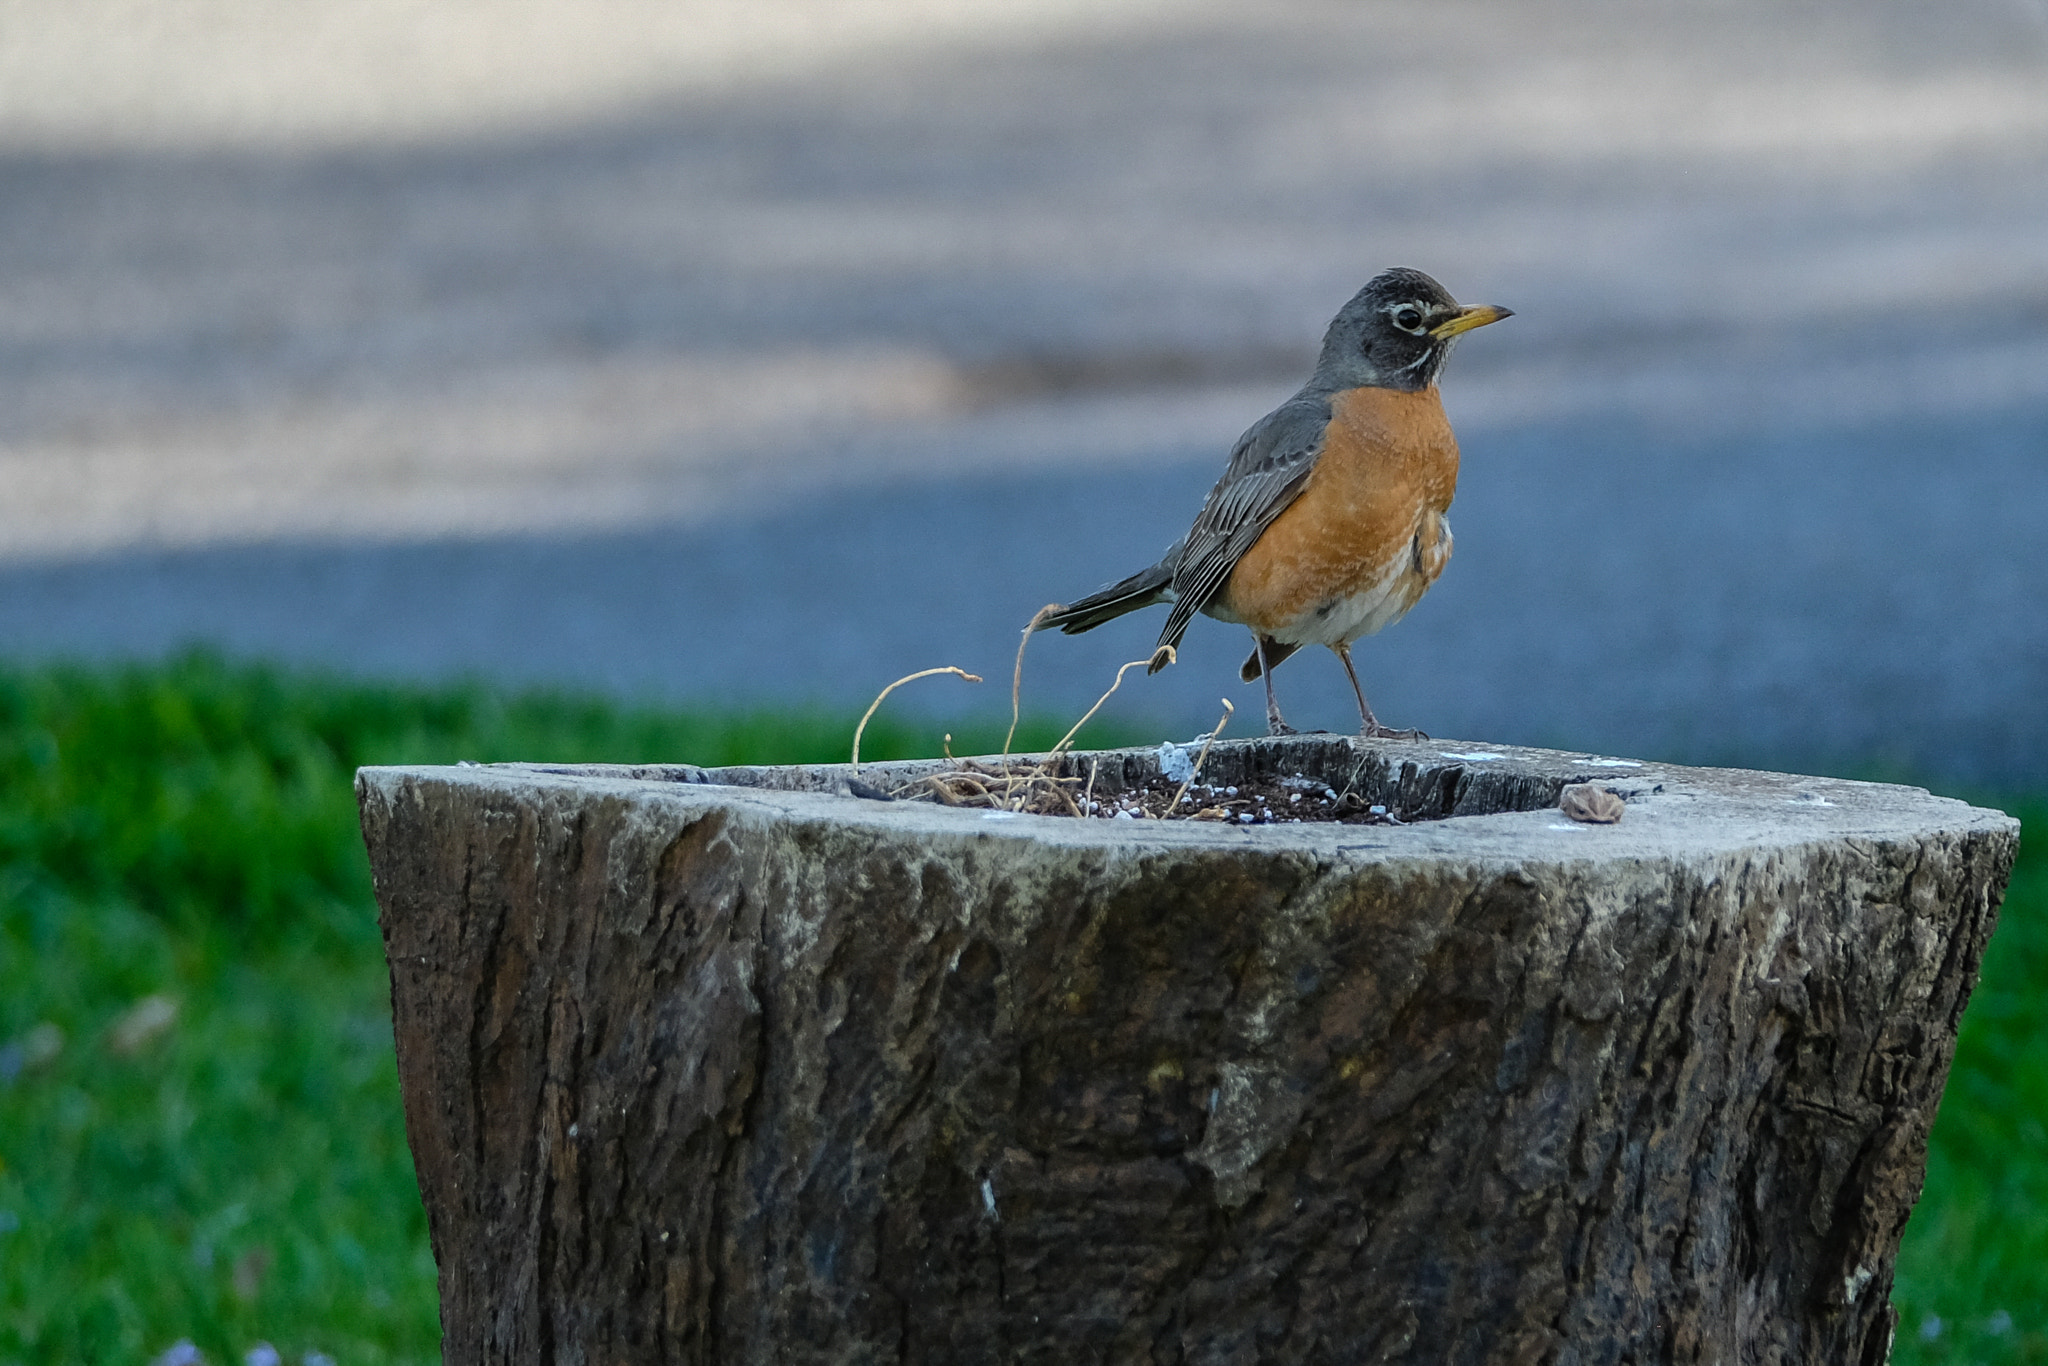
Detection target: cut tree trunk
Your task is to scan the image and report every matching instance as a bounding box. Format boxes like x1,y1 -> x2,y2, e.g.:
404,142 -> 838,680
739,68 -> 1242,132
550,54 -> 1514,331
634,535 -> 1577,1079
356,735 -> 2017,1366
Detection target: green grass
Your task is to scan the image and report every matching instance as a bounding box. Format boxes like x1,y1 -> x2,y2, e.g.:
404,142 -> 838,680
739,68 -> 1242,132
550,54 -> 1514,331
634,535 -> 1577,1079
1891,800 -> 2046,1365
0,652 -> 1108,1365
0,652 -> 2037,1363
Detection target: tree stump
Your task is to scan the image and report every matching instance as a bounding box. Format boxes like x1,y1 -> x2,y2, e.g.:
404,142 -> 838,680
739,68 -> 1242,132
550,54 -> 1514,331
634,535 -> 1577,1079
356,736 -> 2017,1365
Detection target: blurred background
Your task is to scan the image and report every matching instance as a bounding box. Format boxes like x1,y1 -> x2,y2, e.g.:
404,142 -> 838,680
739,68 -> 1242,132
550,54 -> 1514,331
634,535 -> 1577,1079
1,3 -> 2045,1363
2,0 -> 2045,782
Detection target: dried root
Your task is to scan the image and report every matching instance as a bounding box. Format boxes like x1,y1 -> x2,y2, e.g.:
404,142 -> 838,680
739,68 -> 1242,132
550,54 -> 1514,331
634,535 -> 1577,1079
851,666 -> 982,774
909,759 -> 1085,815
854,608 -> 1232,820
1003,604 -> 1061,760
1049,647 -> 1171,759
1166,698 -> 1233,813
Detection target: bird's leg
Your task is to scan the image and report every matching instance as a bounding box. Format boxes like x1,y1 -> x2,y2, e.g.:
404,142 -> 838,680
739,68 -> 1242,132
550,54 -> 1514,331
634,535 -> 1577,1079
1334,642 -> 1427,740
1258,635 -> 1297,736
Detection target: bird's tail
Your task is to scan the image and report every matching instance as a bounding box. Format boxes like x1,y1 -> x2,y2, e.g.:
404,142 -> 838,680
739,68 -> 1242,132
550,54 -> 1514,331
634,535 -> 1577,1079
1037,561 -> 1174,635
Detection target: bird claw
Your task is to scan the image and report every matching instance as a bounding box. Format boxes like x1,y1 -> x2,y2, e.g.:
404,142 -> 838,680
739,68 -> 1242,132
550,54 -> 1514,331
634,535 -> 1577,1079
1361,724 -> 1428,741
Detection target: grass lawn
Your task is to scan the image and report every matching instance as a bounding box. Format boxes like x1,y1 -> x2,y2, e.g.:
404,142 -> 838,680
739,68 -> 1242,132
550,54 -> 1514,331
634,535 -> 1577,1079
1892,799 -> 2047,1365
0,654 -> 2036,1363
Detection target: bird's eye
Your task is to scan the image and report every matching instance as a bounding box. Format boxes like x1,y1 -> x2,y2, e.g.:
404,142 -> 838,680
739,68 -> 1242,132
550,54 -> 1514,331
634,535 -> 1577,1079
1393,306 -> 1425,333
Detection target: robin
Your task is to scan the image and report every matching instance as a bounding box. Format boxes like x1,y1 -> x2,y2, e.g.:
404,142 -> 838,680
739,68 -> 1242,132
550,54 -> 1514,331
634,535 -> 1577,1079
1037,268 -> 1510,737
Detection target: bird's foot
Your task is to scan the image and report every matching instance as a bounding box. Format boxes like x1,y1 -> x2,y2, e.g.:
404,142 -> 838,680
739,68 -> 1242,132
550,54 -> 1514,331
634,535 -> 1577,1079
1360,723 -> 1428,741
1267,718 -> 1300,737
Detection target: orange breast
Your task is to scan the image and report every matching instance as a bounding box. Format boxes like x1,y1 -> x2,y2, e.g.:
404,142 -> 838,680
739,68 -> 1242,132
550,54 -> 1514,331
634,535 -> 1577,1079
1217,385 -> 1460,640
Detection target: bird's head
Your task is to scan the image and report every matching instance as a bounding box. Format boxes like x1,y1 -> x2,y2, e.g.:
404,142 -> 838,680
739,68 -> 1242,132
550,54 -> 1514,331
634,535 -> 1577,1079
1311,267 -> 1512,393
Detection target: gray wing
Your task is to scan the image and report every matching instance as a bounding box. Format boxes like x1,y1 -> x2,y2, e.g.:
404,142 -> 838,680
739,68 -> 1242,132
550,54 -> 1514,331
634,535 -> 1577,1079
1153,395 -> 1331,655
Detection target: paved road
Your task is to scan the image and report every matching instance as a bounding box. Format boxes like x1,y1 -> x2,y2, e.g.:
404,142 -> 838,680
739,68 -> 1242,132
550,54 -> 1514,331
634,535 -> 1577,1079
2,0 -> 2045,787
7,394 -> 2044,787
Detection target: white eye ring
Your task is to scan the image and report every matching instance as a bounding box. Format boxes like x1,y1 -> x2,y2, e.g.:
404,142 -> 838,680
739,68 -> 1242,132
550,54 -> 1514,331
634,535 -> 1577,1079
1391,305 -> 1426,334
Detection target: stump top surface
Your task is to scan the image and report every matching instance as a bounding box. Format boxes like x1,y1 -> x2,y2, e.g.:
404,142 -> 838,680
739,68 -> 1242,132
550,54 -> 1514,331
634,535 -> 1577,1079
360,734 -> 2013,867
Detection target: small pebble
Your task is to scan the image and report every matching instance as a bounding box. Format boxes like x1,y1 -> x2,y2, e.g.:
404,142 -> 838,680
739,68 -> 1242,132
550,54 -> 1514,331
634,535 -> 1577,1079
1559,783 -> 1625,824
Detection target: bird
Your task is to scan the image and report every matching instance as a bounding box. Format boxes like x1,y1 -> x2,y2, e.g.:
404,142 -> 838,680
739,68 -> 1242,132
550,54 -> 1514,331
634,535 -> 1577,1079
1037,268 -> 1510,737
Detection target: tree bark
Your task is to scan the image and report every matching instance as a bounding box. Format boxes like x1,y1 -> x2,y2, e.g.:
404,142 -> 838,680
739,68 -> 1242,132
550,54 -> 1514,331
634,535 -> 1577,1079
357,736 -> 2017,1365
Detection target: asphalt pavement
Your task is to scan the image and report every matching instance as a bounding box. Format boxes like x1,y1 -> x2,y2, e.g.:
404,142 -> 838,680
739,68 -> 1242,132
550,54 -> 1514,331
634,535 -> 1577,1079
2,0 -> 2045,787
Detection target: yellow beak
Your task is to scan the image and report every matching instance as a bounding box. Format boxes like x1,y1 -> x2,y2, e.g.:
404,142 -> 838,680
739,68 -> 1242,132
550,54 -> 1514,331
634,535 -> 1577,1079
1430,303 -> 1514,339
